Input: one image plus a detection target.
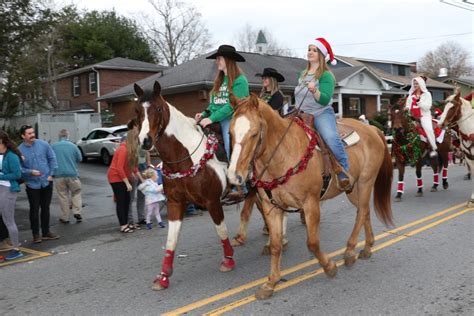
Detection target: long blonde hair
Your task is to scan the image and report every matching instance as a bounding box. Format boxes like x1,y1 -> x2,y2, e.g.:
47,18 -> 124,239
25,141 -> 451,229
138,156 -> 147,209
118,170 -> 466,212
301,48 -> 334,81
126,128 -> 139,171
211,57 -> 242,95
259,77 -> 279,97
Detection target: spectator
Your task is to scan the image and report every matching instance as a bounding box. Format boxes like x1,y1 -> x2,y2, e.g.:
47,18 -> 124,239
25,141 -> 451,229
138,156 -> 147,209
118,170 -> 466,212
0,130 -> 24,260
18,125 -> 59,243
51,129 -> 83,224
107,127 -> 139,233
138,168 -> 166,229
126,119 -> 148,228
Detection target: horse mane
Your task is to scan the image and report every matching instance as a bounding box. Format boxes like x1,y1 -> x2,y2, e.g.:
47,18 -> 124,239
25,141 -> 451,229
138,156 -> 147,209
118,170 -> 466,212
167,102 -> 204,134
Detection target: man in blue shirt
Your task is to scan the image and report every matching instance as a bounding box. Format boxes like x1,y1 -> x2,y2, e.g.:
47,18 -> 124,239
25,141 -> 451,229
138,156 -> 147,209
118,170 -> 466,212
52,129 -> 83,224
18,125 -> 59,243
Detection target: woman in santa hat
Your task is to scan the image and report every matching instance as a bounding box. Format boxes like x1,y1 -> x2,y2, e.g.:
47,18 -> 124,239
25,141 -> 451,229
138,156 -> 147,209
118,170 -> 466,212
405,76 -> 438,158
295,37 -> 352,191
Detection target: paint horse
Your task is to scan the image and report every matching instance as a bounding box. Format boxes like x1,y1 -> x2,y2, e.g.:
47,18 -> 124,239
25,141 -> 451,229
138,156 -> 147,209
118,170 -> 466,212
135,81 -> 253,290
438,92 -> 474,206
227,95 -> 394,300
389,104 -> 451,201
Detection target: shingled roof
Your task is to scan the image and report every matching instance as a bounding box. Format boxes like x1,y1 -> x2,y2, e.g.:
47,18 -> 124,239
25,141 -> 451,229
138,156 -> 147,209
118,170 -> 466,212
98,51 -> 381,102
55,57 -> 167,80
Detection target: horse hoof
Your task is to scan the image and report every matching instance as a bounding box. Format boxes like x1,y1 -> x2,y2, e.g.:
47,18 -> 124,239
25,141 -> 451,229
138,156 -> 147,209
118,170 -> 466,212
358,249 -> 372,260
220,258 -> 235,272
282,239 -> 289,252
231,235 -> 245,247
255,284 -> 274,300
261,245 -> 271,255
416,191 -> 423,197
152,275 -> 169,291
467,200 -> 474,208
324,260 -> 337,278
394,196 -> 402,202
344,254 -> 357,267
430,187 -> 437,192
443,183 -> 449,190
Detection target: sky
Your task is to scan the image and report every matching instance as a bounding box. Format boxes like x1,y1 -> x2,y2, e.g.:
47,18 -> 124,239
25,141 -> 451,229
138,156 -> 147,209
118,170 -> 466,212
63,0 -> 473,64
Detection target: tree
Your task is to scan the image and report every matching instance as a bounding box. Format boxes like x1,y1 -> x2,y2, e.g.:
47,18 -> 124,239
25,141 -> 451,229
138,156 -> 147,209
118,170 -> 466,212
233,24 -> 294,57
417,41 -> 472,78
61,10 -> 156,68
143,0 -> 212,66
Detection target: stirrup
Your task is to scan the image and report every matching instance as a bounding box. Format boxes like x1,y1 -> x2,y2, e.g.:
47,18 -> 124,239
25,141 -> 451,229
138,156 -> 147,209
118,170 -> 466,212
336,172 -> 354,193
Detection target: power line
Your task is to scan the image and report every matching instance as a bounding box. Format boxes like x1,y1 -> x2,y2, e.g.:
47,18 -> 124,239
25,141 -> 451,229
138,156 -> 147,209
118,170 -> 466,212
334,32 -> 472,47
439,0 -> 474,11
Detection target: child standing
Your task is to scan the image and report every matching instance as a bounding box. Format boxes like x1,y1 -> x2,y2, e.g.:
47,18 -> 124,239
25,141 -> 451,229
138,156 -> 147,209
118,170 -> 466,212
138,168 -> 166,229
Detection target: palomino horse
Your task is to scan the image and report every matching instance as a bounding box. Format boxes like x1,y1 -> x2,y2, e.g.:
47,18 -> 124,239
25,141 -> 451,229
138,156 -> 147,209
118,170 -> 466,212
438,92 -> 474,206
135,81 -> 257,290
227,95 -> 394,299
389,105 -> 451,201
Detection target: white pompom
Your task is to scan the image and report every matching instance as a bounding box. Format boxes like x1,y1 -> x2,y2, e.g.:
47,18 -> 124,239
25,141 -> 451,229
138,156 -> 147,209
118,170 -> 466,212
330,59 -> 337,65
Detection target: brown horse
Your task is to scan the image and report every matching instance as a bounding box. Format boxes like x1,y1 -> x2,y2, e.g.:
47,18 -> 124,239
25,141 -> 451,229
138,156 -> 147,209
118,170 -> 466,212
438,92 -> 474,206
388,105 -> 451,201
227,95 -> 393,299
135,81 -> 257,291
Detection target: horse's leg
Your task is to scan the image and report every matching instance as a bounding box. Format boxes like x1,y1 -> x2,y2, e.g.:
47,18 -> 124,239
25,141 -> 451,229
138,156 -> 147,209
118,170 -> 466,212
344,180 -> 373,267
440,149 -> 449,190
395,160 -> 405,202
304,198 -> 337,278
206,200 -> 236,272
415,160 -> 424,196
256,200 -> 284,300
152,201 -> 186,291
430,154 -> 439,192
262,212 -> 288,255
231,187 -> 257,246
466,158 -> 474,207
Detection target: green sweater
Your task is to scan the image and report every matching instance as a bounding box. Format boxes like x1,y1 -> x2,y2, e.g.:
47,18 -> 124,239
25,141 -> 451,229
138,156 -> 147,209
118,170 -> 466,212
202,74 -> 249,122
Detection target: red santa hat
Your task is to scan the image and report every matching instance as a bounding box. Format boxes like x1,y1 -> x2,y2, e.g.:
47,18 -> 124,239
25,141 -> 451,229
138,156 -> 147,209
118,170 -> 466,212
313,37 -> 337,65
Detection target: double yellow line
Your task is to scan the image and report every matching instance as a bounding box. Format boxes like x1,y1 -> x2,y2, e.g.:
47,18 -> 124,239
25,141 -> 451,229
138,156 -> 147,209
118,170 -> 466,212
164,202 -> 472,316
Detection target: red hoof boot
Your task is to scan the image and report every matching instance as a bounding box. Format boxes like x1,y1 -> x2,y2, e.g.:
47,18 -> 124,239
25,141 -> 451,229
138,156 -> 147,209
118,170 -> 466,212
220,257 -> 235,272
152,274 -> 169,291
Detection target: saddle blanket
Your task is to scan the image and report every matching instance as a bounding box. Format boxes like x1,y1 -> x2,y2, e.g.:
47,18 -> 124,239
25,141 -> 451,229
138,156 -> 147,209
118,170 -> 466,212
416,122 -> 445,144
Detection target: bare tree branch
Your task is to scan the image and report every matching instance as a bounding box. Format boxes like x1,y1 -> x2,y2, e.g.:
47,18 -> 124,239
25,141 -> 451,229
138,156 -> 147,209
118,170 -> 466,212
418,41 -> 472,78
233,24 -> 294,57
144,0 -> 212,66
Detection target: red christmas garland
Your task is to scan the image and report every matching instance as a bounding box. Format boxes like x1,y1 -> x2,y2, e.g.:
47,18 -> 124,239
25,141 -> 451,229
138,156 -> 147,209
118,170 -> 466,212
162,134 -> 218,179
251,117 -> 318,190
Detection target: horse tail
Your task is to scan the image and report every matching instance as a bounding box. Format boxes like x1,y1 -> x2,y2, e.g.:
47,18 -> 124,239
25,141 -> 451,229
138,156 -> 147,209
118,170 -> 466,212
373,129 -> 394,227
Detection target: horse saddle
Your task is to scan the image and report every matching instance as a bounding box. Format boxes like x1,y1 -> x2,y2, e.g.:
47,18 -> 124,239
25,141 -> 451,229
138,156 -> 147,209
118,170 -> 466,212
203,123 -> 228,163
291,112 -> 360,148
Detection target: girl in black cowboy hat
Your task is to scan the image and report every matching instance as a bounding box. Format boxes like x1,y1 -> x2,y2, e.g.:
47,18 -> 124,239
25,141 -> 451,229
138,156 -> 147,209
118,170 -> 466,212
256,68 -> 285,116
195,45 -> 249,161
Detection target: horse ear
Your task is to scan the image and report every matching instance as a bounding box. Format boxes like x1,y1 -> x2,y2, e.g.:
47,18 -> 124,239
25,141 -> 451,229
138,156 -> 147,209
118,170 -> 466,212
134,83 -> 143,98
153,81 -> 162,99
249,93 -> 259,109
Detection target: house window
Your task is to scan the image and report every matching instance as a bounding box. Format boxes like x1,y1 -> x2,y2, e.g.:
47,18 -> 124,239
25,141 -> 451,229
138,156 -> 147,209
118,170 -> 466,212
348,97 -> 361,116
72,76 -> 80,96
88,73 -> 97,93
398,66 -> 406,76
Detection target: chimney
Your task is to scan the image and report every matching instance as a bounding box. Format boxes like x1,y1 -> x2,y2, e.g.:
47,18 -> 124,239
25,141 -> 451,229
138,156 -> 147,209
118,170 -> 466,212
438,68 -> 448,78
255,30 -> 268,54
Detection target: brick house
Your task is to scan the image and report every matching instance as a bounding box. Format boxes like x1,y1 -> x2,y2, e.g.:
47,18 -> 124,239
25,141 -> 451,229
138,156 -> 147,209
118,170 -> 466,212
53,57 -> 167,115
98,51 -> 454,124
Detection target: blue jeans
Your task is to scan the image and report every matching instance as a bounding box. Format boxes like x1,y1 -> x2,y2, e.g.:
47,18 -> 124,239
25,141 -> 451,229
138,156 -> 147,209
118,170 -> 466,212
219,118 -> 231,160
313,107 -> 349,173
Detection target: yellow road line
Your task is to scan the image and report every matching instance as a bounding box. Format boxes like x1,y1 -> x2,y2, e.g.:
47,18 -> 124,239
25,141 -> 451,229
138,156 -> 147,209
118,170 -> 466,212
163,202 -> 466,316
204,207 -> 473,315
0,247 -> 51,267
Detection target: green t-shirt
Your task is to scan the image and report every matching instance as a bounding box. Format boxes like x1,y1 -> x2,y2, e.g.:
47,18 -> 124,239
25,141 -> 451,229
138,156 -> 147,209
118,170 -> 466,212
202,74 -> 249,122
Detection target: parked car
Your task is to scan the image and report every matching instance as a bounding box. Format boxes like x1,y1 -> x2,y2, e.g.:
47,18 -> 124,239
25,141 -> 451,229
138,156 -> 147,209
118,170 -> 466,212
77,125 -> 127,165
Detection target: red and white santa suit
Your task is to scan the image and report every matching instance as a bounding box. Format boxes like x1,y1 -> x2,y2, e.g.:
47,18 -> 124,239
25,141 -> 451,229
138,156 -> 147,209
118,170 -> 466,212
405,77 -> 437,152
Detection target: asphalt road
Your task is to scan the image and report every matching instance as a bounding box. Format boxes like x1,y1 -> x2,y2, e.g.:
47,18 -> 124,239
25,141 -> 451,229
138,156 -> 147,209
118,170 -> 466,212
1,161 -> 473,315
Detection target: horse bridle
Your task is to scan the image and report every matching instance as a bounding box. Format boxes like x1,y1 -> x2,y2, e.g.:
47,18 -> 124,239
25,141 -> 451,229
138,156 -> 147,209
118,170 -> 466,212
148,101 -> 206,165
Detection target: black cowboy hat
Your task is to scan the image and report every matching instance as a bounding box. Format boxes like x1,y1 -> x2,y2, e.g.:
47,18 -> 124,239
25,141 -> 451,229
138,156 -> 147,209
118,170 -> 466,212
255,67 -> 285,82
205,45 -> 245,62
